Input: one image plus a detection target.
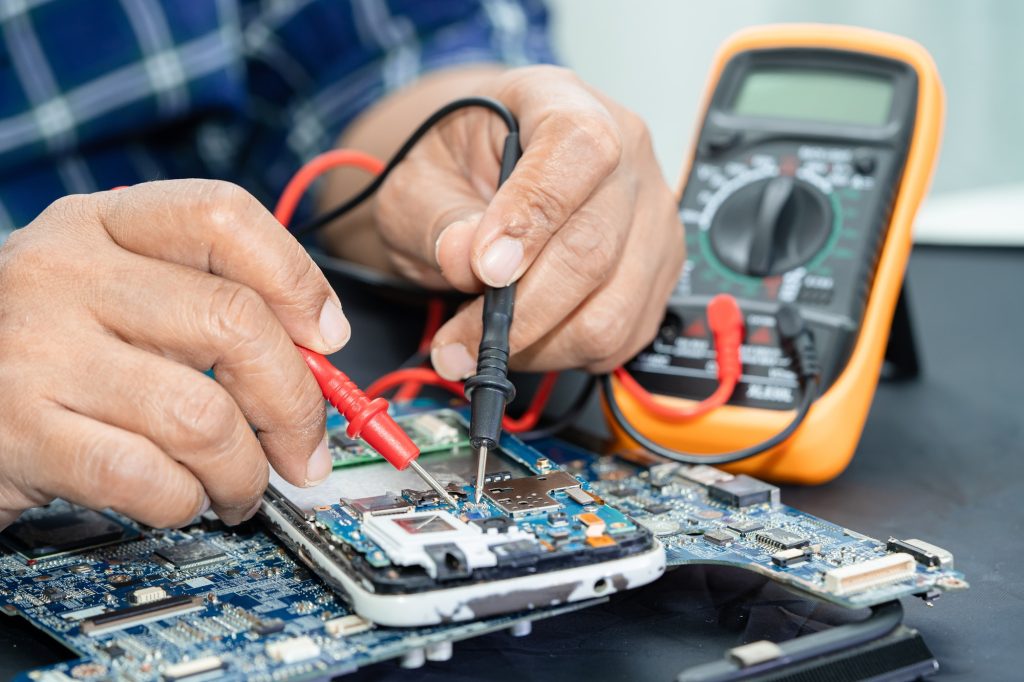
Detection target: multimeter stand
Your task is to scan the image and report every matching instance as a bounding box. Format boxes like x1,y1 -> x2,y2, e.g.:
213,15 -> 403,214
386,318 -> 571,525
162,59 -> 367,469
882,282 -> 921,381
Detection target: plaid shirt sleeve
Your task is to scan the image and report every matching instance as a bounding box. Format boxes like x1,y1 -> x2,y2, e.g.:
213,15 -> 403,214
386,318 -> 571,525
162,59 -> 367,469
0,0 -> 555,238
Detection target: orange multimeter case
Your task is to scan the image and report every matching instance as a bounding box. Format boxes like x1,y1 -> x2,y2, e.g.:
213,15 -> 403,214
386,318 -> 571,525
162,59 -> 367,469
605,25 -> 944,484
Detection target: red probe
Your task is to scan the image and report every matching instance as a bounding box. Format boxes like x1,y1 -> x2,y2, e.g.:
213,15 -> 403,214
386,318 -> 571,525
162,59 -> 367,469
274,151 -> 456,506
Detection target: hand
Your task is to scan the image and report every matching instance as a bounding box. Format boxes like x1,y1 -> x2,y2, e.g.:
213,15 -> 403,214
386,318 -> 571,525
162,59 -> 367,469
364,65 -> 684,379
0,181 -> 349,529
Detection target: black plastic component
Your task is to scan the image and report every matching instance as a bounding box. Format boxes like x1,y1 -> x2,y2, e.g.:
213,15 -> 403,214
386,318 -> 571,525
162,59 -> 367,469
726,520 -> 764,535
401,489 -> 440,506
776,304 -> 821,380
82,595 -> 196,630
491,540 -> 541,567
0,504 -> 135,559
882,283 -> 921,381
423,544 -> 471,581
710,175 -> 832,276
887,537 -> 944,568
465,285 -> 517,449
771,549 -> 809,567
708,475 -> 779,507
677,603 -> 937,682
252,618 -> 286,636
153,540 -> 227,570
756,528 -> 809,550
704,530 -> 735,546
464,130 -> 522,451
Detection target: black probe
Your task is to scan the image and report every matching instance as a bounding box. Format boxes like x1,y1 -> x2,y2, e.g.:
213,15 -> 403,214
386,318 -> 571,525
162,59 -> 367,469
465,131 -> 522,503
289,96 -> 523,503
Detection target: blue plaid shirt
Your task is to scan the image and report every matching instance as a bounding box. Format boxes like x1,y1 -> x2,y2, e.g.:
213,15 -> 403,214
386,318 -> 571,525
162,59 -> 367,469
0,0 -> 553,239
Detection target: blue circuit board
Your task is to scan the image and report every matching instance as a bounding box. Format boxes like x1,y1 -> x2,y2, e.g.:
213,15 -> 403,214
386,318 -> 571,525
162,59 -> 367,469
534,438 -> 969,610
0,401 -> 969,681
267,405 -> 654,607
0,503 -> 593,682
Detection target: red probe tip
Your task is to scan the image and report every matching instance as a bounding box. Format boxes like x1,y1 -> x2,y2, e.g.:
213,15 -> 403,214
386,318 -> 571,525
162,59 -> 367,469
299,348 -> 420,470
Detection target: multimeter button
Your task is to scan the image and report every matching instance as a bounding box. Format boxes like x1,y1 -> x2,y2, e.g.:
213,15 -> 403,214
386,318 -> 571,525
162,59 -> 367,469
797,286 -> 834,306
853,149 -> 876,174
703,129 -> 740,155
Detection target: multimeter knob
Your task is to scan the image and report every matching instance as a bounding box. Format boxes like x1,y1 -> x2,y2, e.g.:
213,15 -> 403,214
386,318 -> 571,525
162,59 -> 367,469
709,176 -> 831,276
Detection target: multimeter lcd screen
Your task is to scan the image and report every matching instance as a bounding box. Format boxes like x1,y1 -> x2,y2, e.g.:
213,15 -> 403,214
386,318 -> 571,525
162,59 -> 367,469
732,68 -> 894,126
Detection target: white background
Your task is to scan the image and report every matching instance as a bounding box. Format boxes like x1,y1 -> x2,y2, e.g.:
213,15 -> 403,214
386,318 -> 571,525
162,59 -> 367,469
547,0 -> 1024,245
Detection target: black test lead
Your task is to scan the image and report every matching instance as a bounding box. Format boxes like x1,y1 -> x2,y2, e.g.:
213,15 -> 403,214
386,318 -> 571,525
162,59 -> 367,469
465,127 -> 522,504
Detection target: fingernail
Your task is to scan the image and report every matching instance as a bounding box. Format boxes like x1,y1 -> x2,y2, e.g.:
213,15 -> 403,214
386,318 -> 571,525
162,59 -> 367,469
319,299 -> 351,350
241,498 -> 263,521
304,434 -> 332,487
478,237 -> 524,287
431,343 -> 476,381
435,223 -> 455,266
435,215 -> 482,267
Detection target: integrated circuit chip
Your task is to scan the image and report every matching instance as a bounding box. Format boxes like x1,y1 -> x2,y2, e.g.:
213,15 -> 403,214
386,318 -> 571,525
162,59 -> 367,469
708,475 -> 780,508
704,529 -> 735,546
153,540 -> 227,570
756,528 -> 809,550
726,520 -> 764,535
0,503 -> 137,560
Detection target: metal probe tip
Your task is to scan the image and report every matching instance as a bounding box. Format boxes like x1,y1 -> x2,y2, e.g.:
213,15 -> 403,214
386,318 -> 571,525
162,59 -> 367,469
408,460 -> 458,508
474,444 -> 489,504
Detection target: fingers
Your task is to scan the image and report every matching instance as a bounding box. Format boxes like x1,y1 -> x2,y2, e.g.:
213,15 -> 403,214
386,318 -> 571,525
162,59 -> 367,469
85,252 -> 329,492
57,336 -> 272,524
512,194 -> 684,372
90,180 -> 349,355
432,181 -> 683,377
468,69 -> 623,287
430,177 -> 635,379
373,135 -> 488,292
30,407 -> 208,528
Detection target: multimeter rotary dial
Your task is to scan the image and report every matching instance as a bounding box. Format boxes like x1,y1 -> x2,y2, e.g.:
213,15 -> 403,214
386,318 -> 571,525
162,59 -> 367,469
708,174 -> 832,277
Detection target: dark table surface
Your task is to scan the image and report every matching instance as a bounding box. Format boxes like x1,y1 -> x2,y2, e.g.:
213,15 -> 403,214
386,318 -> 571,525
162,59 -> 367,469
2,245 -> 1021,681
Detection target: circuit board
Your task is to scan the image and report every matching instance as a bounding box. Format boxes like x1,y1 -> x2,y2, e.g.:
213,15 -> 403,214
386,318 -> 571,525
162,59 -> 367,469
325,408 -> 470,469
535,437 -> 969,609
0,402 -> 969,680
0,503 -> 594,682
264,407 -> 663,625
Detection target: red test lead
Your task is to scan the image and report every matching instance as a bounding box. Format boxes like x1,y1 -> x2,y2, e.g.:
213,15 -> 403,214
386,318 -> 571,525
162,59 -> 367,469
299,351 -> 457,507
273,149 -> 455,507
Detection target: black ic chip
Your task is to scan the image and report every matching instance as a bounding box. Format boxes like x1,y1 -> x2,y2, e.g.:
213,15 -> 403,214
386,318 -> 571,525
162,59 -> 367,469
704,530 -> 735,546
756,528 -> 809,550
708,475 -> 779,508
153,540 -> 227,570
727,520 -> 764,535
0,503 -> 137,559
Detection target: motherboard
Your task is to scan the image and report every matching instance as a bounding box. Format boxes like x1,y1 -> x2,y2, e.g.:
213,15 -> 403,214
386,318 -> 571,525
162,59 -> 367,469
0,503 -> 592,682
263,408 -> 664,626
534,437 -> 968,609
0,402 -> 968,680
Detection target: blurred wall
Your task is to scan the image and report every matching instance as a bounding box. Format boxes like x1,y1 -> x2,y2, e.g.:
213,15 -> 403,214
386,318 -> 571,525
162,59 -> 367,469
547,0 -> 1024,243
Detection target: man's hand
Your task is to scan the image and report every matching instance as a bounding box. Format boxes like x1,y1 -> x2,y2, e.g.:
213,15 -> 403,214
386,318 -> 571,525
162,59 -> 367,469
0,180 -> 349,530
325,65 -> 684,380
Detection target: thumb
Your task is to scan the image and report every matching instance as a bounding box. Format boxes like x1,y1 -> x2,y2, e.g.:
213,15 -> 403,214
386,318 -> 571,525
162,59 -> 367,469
373,148 -> 488,292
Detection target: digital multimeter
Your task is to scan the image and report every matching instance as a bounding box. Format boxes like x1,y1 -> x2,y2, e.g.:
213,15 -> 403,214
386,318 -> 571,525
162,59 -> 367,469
606,25 -> 944,483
